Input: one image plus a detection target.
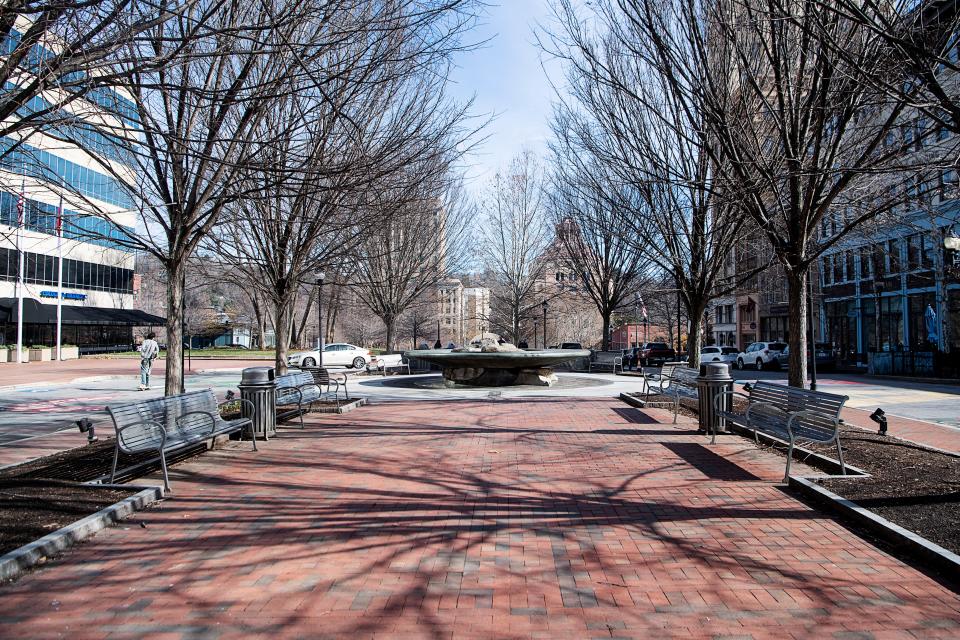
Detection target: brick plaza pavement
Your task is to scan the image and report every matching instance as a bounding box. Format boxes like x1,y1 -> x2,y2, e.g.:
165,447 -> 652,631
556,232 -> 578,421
1,398 -> 958,639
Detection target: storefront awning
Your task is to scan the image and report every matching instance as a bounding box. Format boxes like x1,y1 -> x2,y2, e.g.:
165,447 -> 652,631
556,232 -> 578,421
0,298 -> 165,326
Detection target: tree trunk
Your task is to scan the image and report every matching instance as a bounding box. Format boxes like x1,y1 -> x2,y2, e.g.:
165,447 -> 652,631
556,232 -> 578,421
601,311 -> 611,351
274,297 -> 292,374
164,260 -> 185,396
686,300 -> 707,370
294,286 -> 316,349
786,270 -> 809,388
384,315 -> 396,353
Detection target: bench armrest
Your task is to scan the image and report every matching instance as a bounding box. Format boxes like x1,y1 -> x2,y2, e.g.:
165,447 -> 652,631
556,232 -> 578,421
713,389 -> 750,412
177,410 -> 218,434
277,385 -> 304,404
115,419 -> 167,453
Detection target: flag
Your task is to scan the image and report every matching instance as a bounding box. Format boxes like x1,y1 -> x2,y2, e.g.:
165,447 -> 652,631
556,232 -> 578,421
639,297 -> 648,320
55,194 -> 63,236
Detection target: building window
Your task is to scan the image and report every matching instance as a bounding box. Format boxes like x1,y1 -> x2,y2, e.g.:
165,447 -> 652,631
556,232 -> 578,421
886,239 -> 900,274
859,246 -> 872,279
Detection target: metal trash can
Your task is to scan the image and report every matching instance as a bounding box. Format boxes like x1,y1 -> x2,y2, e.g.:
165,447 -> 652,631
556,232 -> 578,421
697,362 -> 733,435
239,367 -> 276,440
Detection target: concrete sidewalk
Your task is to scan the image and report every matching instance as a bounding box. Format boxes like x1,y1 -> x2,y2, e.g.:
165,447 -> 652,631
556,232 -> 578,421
0,398 -> 956,639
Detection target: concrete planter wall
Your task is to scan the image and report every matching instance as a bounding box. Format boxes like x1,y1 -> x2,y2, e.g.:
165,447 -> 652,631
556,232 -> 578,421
0,349 -> 8,363
28,347 -> 52,362
59,346 -> 79,360
5,347 -> 27,363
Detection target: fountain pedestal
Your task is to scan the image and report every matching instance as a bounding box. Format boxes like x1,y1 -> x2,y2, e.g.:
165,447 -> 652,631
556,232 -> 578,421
407,343 -> 590,387
442,366 -> 558,387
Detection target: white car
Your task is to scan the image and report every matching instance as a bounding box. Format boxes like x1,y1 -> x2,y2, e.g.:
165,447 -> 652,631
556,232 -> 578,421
700,346 -> 739,365
288,343 -> 370,369
736,341 -> 787,371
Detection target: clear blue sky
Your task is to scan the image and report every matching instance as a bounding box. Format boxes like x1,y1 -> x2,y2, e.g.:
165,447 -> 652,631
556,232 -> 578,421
449,1 -> 561,188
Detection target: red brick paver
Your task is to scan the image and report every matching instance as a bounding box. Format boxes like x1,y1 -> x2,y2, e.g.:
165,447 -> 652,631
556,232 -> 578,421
841,407 -> 960,454
1,398 -> 958,639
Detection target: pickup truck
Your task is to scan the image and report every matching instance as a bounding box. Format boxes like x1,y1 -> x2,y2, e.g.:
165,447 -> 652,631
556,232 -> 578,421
639,342 -> 677,366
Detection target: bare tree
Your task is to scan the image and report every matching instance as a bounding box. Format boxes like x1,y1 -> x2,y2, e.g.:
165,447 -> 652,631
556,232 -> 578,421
581,0 -> 932,386
542,0 -> 763,368
477,151 -> 553,343
353,174 -> 474,352
547,147 -> 652,351
0,2 -> 191,159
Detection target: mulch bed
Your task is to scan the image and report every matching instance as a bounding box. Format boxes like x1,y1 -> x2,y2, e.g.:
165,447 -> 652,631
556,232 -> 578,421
626,393 -> 960,555
0,479 -> 134,555
811,429 -> 960,555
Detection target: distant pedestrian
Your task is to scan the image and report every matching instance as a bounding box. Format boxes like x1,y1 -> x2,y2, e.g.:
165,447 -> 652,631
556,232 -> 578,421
138,332 -> 159,391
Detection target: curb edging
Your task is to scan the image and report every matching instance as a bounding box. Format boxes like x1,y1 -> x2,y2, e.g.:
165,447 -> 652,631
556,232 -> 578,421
0,484 -> 164,582
789,476 -> 960,579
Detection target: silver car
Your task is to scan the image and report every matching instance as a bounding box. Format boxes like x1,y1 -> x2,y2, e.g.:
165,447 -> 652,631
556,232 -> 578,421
700,345 -> 739,365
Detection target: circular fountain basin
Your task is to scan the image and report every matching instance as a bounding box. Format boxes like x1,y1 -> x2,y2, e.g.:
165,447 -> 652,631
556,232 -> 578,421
404,348 -> 591,386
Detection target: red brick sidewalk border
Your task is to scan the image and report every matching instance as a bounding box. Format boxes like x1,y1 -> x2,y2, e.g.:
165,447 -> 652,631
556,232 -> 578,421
840,406 -> 960,454
0,398 -> 957,639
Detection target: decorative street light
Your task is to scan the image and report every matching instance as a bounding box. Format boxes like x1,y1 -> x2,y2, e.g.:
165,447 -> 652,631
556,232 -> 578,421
315,271 -> 325,365
541,300 -> 548,349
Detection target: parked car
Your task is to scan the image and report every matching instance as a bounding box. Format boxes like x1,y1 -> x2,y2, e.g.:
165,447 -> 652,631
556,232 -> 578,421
638,342 -> 676,366
288,343 -> 370,369
700,345 -> 739,365
558,342 -> 583,349
775,343 -> 838,371
736,341 -> 787,370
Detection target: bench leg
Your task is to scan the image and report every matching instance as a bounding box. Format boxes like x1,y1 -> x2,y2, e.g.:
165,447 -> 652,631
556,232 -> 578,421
247,425 -> 258,451
835,440 -> 846,475
672,393 -> 679,425
159,449 -> 171,492
110,443 -> 120,484
783,440 -> 793,483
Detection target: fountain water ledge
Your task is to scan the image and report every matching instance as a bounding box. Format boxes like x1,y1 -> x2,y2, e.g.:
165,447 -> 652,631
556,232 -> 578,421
406,337 -> 590,387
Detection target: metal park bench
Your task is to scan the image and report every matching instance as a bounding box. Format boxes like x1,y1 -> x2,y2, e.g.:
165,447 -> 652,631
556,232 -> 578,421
713,381 -> 849,481
107,389 -> 256,491
643,361 -> 689,393
300,365 -> 350,402
589,351 -> 621,373
275,371 -> 325,427
642,363 -> 700,424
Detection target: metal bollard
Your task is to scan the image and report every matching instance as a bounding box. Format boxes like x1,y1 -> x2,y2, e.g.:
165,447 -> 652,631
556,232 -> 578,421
697,362 -> 733,436
239,366 -> 277,440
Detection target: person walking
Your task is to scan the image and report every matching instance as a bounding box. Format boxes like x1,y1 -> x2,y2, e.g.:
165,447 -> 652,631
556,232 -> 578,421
138,331 -> 160,391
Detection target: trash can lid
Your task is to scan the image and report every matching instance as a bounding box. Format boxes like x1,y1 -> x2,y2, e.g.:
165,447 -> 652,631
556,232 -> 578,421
700,362 -> 732,381
240,366 -> 275,385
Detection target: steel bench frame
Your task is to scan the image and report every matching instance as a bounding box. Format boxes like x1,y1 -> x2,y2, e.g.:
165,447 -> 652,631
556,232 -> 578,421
107,389 -> 256,491
712,381 -> 849,481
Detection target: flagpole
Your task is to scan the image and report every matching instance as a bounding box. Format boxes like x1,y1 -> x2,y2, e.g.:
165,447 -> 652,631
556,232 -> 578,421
15,177 -> 25,364
56,192 -> 63,361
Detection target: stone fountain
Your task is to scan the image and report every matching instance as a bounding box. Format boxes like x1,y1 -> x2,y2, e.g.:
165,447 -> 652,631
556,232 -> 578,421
405,335 -> 590,387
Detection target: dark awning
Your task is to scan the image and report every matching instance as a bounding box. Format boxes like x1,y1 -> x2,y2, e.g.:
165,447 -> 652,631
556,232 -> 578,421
0,298 -> 165,326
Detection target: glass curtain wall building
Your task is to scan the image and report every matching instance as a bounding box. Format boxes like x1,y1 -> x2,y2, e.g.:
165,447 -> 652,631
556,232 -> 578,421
0,18 -> 163,354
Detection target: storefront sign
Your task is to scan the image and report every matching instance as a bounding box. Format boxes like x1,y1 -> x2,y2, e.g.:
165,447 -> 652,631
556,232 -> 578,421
39,291 -> 86,301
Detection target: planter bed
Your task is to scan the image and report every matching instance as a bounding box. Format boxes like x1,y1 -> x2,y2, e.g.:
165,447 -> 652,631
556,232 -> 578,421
0,479 -> 136,556
618,392 -> 960,559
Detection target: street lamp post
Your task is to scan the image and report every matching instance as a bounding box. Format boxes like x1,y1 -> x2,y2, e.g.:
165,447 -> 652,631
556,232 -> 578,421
808,273 -> 818,391
542,301 -> 548,348
533,318 -> 538,348
316,272 -> 325,365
